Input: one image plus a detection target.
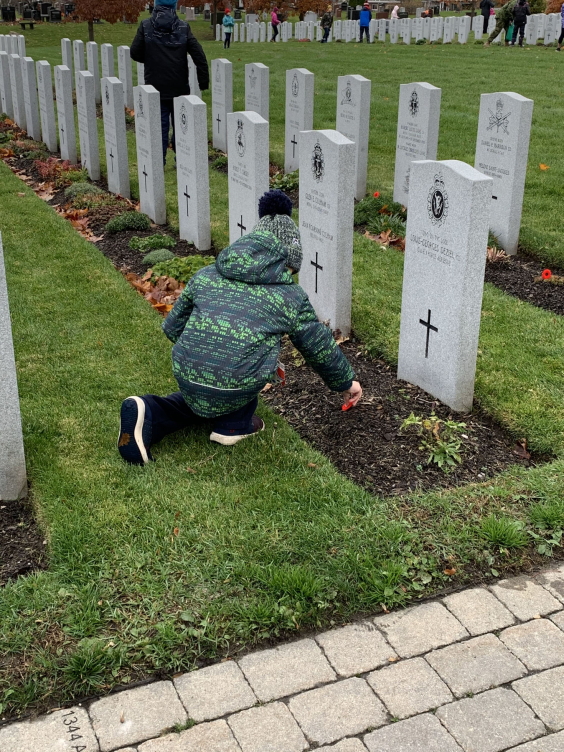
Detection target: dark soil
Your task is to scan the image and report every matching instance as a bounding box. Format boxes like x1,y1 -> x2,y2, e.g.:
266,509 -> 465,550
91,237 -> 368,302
262,338 -> 545,498
0,495 -> 48,587
485,254 -> 564,316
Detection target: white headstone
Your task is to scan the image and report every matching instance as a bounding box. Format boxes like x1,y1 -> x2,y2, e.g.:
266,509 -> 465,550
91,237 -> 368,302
227,110 -> 269,244
299,130 -> 355,336
9,55 -> 26,131
336,74 -> 371,201
412,17 -> 424,41
86,41 -> 101,104
175,94 -> 211,250
76,70 -> 100,180
36,61 -> 57,152
423,16 -> 431,39
101,43 -> 114,79
430,16 -> 440,41
285,67 -> 314,174
260,21 -> 266,42
458,15 -> 471,42
403,17 -> 412,43
216,23 -> 221,41
245,62 -> 269,121
378,18 -> 386,41
246,13 -> 257,24
211,58 -> 233,153
61,38 -> 73,75
0,232 -> 27,502
188,55 -> 201,98
234,22 -> 239,41
55,64 -> 77,164
239,22 -> 245,42
389,17 -> 399,43
397,159 -> 492,412
117,45 -> 133,109
0,52 -> 14,119
73,39 -> 85,93
22,57 -> 41,141
488,14 -> 496,33
102,77 -> 130,198
525,15 -> 537,44
393,81 -> 441,207
443,16 -> 455,42
474,91 -> 533,255
186,7 -> 195,19
17,34 -> 26,60
134,84 -> 166,224
136,61 -> 145,86
543,13 -> 557,45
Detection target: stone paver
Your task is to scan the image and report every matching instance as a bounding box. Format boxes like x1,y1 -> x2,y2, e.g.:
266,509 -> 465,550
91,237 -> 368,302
443,587 -> 515,635
237,638 -> 336,702
436,687 -> 546,752
364,713 -> 463,752
138,720 -> 241,751
508,730 -> 564,751
0,707 -> 99,752
366,657 -> 453,719
490,577 -> 562,621
536,564 -> 564,604
228,701 -> 308,752
288,677 -> 387,745
317,740 -> 368,752
174,661 -> 257,721
500,619 -> 564,671
425,633 -> 527,697
316,621 -> 397,677
513,667 -> 564,731
373,602 -> 468,658
89,681 -> 187,751
552,611 -> 564,631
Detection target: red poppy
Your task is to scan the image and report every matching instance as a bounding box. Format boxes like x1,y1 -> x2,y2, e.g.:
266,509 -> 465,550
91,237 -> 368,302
373,191 -> 380,198
542,269 -> 552,280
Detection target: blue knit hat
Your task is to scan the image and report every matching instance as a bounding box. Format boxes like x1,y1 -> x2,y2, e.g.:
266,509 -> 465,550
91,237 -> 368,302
155,0 -> 177,7
255,190 -> 302,272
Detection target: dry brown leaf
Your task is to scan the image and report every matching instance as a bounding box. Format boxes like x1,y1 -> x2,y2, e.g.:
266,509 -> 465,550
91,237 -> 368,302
443,567 -> 456,576
539,163 -> 550,171
261,383 -> 272,393
120,711 -> 125,724
186,467 -> 196,474
307,462 -> 318,468
17,192 -> 25,197
173,527 -> 179,536
513,439 -> 531,460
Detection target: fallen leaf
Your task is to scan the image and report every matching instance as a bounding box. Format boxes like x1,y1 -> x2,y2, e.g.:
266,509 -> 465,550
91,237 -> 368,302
36,189 -> 55,201
186,467 -> 196,474
307,462 -> 317,468
173,527 -> 179,536
443,567 -> 457,576
261,383 -> 272,392
18,192 -> 25,197
513,440 -> 530,460
335,335 -> 350,345
380,603 -> 390,614
141,269 -> 153,282
539,163 -> 550,171
388,656 -> 398,662
120,711 -> 125,723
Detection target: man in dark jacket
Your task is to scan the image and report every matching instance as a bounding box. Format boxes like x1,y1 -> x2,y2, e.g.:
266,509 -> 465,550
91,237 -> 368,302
118,190 -> 362,463
480,0 -> 494,34
130,0 -> 209,166
359,2 -> 372,42
511,0 -> 530,45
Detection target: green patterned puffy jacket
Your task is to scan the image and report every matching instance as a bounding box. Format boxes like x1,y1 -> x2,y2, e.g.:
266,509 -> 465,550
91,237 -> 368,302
162,229 -> 355,418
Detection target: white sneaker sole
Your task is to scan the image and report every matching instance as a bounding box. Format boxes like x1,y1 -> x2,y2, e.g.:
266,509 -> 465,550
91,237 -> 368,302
118,396 -> 150,464
210,421 -> 265,446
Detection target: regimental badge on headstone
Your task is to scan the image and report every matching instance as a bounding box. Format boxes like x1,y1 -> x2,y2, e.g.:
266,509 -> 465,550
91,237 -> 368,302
409,90 -> 419,117
427,173 -> 449,226
341,80 -> 355,107
137,90 -> 144,118
235,118 -> 246,157
311,141 -> 324,183
105,84 -> 110,105
249,66 -> 257,88
487,97 -> 511,135
292,72 -> 299,97
180,103 -> 188,134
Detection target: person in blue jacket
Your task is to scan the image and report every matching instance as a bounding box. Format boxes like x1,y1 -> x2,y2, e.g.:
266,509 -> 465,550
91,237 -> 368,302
359,2 -> 372,42
222,8 -> 235,49
557,0 -> 564,50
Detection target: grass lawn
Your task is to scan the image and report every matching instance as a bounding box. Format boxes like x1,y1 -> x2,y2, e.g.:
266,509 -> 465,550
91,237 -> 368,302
0,18 -> 563,717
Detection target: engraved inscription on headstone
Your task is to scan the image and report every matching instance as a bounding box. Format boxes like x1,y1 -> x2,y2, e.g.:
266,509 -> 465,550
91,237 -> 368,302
336,74 -> 371,201
54,64 -> 77,164
0,51 -> 14,119
244,62 -> 269,122
8,54 -> 26,131
284,68 -> 314,174
211,58 -> 233,153
117,45 -> 134,109
36,61 -> 57,152
22,57 -> 41,141
134,84 -> 166,224
77,71 -> 100,180
102,76 -> 130,198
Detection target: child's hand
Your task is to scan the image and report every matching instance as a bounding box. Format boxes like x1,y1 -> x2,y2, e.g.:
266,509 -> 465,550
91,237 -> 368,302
342,381 -> 362,408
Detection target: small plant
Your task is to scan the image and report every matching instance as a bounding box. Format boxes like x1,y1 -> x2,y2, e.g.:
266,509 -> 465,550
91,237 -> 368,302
65,181 -> 104,199
529,500 -> 564,531
367,212 -> 406,238
270,170 -> 299,192
152,255 -> 215,284
480,515 -> 529,549
34,157 -> 71,180
211,155 -> 228,171
143,248 -> 176,265
416,38 -> 426,44
60,167 -> 89,186
62,638 -> 121,695
487,245 -> 509,263
129,234 -> 176,252
354,194 -> 407,226
400,412 -> 467,471
105,211 -> 151,233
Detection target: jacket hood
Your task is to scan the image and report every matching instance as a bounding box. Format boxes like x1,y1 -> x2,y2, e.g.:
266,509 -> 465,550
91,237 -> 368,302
215,231 -> 294,286
151,6 -> 179,34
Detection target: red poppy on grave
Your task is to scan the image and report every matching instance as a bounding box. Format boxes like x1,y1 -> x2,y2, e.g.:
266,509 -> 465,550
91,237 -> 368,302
373,191 -> 380,198
542,269 -> 552,280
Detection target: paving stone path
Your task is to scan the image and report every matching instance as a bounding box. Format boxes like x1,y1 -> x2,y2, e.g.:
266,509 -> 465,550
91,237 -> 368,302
2,563 -> 564,752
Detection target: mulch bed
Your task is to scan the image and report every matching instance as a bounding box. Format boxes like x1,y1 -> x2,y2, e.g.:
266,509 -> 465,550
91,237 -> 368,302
262,338 -> 545,498
485,254 -> 564,316
0,495 -> 48,586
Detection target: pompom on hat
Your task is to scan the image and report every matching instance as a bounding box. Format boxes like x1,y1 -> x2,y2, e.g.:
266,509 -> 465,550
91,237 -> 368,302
255,190 -> 302,273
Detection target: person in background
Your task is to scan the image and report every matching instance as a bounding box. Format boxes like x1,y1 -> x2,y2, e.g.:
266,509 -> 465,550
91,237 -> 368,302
320,4 -> 333,42
391,4 -> 399,18
359,1 -> 372,41
117,190 -> 362,463
511,0 -> 530,46
222,7 -> 234,48
484,0 -> 516,46
557,0 -> 564,50
131,0 -> 209,167
271,6 -> 280,40
480,0 -> 494,33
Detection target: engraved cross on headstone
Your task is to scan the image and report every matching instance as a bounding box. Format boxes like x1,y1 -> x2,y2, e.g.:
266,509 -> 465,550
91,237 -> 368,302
183,185 -> 190,216
291,134 -> 298,158
311,252 -> 323,294
60,124 -> 65,143
419,308 -> 438,358
109,148 -> 114,173
142,164 -> 148,192
216,112 -> 221,133
237,215 -> 246,236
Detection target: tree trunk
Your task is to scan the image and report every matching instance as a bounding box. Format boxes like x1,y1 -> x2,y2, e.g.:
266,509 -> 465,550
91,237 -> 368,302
88,19 -> 94,41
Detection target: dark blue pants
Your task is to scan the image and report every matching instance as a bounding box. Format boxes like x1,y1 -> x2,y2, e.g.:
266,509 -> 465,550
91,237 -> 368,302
322,26 -> 330,41
224,31 -> 232,48
142,392 -> 258,444
160,99 -> 176,165
360,25 -> 370,42
271,22 -> 278,40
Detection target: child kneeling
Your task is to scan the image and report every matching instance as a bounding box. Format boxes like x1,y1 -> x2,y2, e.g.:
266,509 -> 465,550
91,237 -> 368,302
118,190 -> 362,464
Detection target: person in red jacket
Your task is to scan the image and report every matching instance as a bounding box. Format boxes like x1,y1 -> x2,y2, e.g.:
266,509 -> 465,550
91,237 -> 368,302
271,6 -> 280,41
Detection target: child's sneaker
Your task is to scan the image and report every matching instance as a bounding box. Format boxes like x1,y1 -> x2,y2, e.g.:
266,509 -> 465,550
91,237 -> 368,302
118,396 -> 153,464
210,416 -> 265,446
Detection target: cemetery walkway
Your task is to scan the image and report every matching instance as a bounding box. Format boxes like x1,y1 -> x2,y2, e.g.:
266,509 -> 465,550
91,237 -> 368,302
1,563 -> 564,752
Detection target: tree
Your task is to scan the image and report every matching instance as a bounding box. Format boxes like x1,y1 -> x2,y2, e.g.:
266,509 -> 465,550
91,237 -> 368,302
73,0 -> 147,42
295,0 -> 329,17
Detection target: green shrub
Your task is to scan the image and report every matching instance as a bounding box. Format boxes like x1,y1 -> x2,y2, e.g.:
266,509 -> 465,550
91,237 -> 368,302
65,182 -> 104,199
354,194 -> 407,226
143,248 -> 176,265
270,170 -> 299,192
105,211 -> 152,233
212,155 -> 228,171
480,515 -> 529,549
60,167 -> 89,185
367,213 -> 407,238
129,234 -> 176,252
416,38 -> 426,44
152,255 -> 215,284
529,501 -> 564,531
